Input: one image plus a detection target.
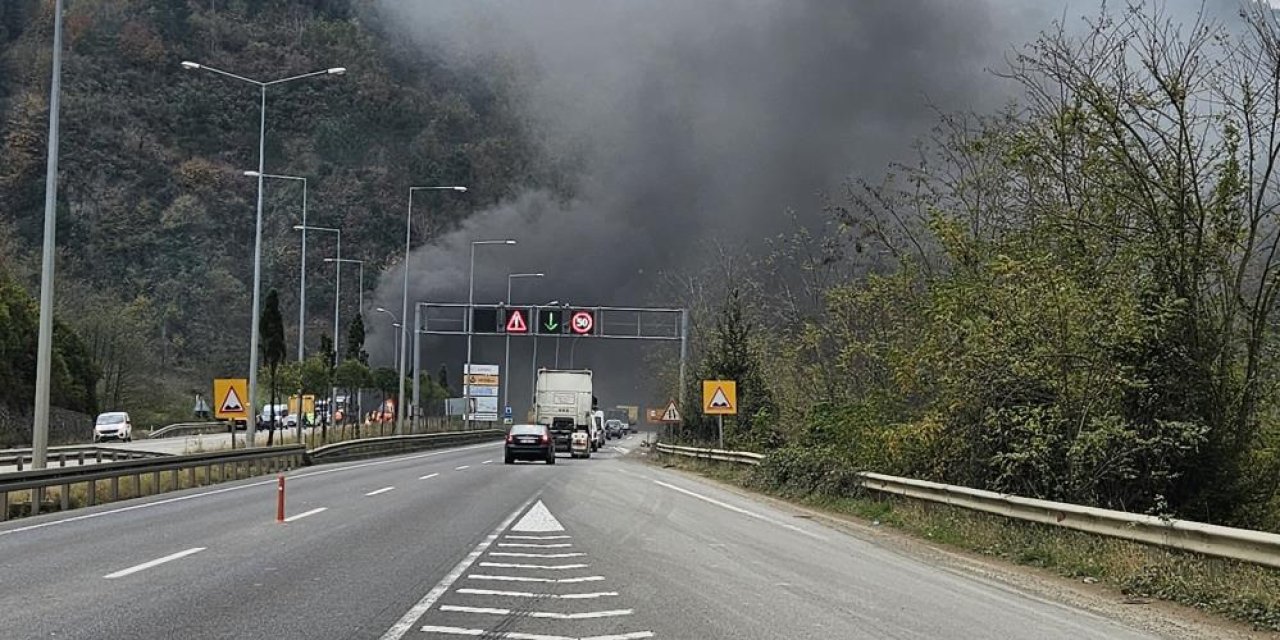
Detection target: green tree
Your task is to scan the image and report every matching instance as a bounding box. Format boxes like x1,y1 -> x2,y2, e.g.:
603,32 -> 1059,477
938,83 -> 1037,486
697,287 -> 775,449
333,358 -> 371,435
259,289 -> 287,445
437,363 -> 452,397
345,313 -> 367,365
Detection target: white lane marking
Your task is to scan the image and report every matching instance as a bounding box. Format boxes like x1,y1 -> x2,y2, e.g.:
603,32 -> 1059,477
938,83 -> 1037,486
488,552 -> 586,558
378,496 -> 536,640
439,605 -> 633,620
497,542 -> 572,548
504,535 -> 571,540
455,465 -> 470,470
481,460 -> 493,465
456,588 -> 618,599
652,479 -> 827,541
103,547 -> 205,579
478,562 -> 588,570
283,507 -> 327,523
468,574 -> 604,584
366,486 -> 396,496
420,473 -> 440,480
420,627 -> 652,640
611,447 -> 626,454
0,441 -> 499,539
510,500 -> 563,532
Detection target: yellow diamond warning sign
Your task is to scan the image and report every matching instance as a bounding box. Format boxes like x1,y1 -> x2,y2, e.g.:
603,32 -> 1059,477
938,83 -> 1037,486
214,378 -> 249,420
702,380 -> 737,415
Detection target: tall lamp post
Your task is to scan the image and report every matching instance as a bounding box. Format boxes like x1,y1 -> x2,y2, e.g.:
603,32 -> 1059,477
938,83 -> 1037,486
398,186 -> 467,434
465,240 -> 517,429
243,171 -> 308,360
294,225 -> 341,428
327,256 -> 364,425
182,60 -> 344,447
504,273 -> 544,417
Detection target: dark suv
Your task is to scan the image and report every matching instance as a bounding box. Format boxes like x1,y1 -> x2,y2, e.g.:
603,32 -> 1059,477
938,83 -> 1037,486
504,424 -> 556,465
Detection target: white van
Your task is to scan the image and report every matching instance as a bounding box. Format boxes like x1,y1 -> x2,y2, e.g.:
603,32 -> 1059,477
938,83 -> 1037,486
590,410 -> 606,452
94,412 -> 133,442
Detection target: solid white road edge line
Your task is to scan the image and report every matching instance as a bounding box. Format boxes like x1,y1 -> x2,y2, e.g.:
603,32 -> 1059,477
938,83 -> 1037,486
652,479 -> 828,541
366,486 -> 396,496
438,605 -> 634,619
283,507 -> 327,523
103,547 -> 205,579
0,441 -> 499,539
378,495 -> 537,640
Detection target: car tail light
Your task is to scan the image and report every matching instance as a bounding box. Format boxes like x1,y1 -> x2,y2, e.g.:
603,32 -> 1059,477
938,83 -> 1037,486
506,434 -> 514,443
540,433 -> 549,444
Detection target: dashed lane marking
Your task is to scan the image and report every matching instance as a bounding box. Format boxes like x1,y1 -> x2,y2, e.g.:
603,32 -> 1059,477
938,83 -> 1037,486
282,507 -> 327,523
497,543 -> 573,548
504,535 -> 571,540
420,473 -> 440,480
366,486 -> 396,496
455,465 -> 471,471
103,547 -> 205,579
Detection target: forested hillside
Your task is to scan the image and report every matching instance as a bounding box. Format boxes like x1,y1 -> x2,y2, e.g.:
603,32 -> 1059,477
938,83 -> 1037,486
0,0 -> 560,431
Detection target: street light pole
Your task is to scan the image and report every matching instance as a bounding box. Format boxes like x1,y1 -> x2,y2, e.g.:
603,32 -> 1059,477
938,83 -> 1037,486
399,186 -> 467,434
465,240 -> 517,429
183,61 -> 344,447
326,256 -> 364,426
293,225 -> 340,430
504,273 -> 544,418
31,0 -> 65,471
243,172 -> 308,360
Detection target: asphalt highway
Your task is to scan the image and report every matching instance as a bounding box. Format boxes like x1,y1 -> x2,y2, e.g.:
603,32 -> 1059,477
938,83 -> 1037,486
0,432 -> 1166,639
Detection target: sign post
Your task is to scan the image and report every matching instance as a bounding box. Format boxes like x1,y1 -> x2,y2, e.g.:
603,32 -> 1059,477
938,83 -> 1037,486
701,380 -> 737,449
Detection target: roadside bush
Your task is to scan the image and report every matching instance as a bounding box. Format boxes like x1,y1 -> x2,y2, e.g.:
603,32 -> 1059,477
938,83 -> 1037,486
751,444 -> 863,498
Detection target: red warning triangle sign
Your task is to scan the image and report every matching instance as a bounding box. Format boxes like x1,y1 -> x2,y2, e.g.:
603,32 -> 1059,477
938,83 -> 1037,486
220,386 -> 245,414
506,309 -> 529,333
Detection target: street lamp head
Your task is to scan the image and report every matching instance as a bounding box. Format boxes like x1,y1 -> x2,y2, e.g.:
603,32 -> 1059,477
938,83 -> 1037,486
327,67 -> 347,75
532,273 -> 546,278
181,61 -> 200,70
243,170 -> 261,177
392,322 -> 402,328
504,240 -> 517,245
452,186 -> 468,192
323,258 -> 337,263
376,307 -> 388,313
292,225 -> 306,231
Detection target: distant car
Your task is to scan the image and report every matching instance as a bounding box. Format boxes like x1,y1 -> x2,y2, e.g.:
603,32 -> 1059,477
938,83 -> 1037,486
94,412 -> 133,442
257,403 -> 290,429
605,419 -> 625,439
504,424 -> 556,465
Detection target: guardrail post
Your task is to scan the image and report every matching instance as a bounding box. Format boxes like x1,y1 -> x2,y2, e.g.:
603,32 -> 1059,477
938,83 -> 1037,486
95,451 -> 102,463
58,453 -> 66,468
60,483 -> 68,511
187,466 -> 196,488
78,451 -> 85,466
110,476 -> 118,501
133,473 -> 141,498
31,488 -> 40,516
16,458 -> 22,472
1,491 -> 7,521
87,479 -> 95,506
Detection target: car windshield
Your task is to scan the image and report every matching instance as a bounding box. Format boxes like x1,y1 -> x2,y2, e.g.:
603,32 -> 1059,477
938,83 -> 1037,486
509,425 -> 545,436
96,414 -> 125,425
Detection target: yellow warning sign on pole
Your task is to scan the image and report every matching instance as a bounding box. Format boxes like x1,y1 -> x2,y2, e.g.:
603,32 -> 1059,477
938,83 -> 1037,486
702,380 -> 737,415
214,378 -> 249,420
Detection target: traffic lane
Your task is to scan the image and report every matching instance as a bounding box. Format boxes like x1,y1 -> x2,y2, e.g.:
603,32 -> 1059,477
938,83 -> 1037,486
0,441 -> 504,583
0,442 -> 548,640
536,460 -> 1159,640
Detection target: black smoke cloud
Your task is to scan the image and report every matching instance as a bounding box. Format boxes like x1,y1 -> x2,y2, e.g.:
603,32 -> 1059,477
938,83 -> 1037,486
365,0 -> 1229,410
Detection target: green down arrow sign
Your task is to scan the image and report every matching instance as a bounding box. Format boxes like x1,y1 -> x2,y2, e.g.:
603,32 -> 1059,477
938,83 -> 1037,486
541,309 -> 561,334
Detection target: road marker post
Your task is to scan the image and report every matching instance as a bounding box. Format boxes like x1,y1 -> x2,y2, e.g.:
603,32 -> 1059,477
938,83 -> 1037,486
276,474 -> 286,523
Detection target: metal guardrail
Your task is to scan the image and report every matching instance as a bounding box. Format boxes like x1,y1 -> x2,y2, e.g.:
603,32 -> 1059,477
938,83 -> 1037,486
655,443 -> 765,465
655,442 -> 1280,570
307,430 -> 505,464
145,422 -> 225,439
0,446 -> 305,521
0,445 -> 167,472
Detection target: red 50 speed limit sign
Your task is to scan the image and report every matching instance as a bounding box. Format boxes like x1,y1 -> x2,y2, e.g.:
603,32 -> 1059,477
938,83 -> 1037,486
570,310 -> 594,335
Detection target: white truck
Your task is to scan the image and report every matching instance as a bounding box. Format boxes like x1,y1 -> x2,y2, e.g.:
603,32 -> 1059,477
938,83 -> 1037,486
534,369 -> 596,454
